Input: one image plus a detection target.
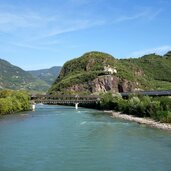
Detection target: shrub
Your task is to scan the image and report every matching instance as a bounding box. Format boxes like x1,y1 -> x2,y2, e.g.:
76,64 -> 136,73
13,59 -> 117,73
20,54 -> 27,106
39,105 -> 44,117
99,92 -> 171,123
0,90 -> 31,115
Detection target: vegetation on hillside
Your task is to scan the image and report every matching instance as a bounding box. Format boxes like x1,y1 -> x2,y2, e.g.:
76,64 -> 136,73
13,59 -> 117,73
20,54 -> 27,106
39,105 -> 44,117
0,59 -> 50,92
58,51 -> 116,78
126,53 -> 171,82
99,92 -> 171,123
49,51 -> 138,94
49,51 -> 171,95
0,90 -> 31,115
28,66 -> 61,85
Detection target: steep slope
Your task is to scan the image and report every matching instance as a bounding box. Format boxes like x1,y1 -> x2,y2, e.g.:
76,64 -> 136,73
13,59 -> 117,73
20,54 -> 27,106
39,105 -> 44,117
0,58 -> 49,92
129,53 -> 171,82
49,51 -> 171,95
28,66 -> 61,85
122,52 -> 171,90
49,51 -> 144,95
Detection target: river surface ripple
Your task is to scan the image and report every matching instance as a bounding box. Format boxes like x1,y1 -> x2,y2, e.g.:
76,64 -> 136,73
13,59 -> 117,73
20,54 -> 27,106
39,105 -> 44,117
0,105 -> 171,171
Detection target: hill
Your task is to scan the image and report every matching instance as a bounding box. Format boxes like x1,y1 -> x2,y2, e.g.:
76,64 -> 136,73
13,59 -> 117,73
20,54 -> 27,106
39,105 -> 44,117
28,66 -> 61,85
121,52 -> 171,90
49,51 -> 171,95
0,58 -> 49,92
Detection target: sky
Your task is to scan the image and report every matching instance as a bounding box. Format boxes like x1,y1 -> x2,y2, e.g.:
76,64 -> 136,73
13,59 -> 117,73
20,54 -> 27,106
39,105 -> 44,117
0,0 -> 171,70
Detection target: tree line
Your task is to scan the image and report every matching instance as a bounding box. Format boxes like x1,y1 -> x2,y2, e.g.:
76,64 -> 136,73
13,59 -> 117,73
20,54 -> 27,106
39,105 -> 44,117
99,92 -> 171,123
0,90 -> 31,115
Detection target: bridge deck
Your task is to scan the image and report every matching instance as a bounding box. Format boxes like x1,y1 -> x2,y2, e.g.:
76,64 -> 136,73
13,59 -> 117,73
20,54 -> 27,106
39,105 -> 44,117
121,90 -> 171,97
34,99 -> 97,104
31,90 -> 171,104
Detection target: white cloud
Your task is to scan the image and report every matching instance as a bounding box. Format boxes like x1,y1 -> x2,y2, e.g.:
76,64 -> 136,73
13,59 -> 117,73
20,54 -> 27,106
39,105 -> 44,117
0,3 -> 164,52
114,8 -> 162,23
0,6 -> 105,46
10,42 -> 61,52
131,45 -> 171,57
44,19 -> 105,38
0,11 -> 44,32
0,5 -> 106,51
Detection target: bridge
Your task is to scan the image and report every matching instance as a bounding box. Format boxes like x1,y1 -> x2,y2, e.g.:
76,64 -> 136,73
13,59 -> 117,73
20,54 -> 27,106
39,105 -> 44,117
121,90 -> 171,98
30,90 -> 171,109
30,95 -> 99,109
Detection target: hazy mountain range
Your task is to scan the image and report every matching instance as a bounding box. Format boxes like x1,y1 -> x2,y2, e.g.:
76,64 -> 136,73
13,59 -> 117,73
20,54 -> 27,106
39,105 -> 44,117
0,58 -> 61,93
28,66 -> 61,85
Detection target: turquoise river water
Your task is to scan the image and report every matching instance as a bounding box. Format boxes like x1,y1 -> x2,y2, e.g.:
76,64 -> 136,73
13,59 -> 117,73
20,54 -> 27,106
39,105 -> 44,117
0,105 -> 171,171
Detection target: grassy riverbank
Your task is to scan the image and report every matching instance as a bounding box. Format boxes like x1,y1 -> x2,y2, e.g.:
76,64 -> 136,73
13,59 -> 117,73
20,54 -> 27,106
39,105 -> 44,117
0,90 -> 31,115
99,92 -> 171,123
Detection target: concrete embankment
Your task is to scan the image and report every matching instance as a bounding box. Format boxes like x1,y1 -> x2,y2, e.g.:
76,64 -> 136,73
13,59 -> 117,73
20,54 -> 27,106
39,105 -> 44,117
104,111 -> 171,131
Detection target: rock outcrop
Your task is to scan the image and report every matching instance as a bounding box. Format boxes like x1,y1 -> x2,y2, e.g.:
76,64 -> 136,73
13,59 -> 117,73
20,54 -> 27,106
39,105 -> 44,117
49,51 -> 140,95
49,51 -> 171,95
67,75 -> 135,94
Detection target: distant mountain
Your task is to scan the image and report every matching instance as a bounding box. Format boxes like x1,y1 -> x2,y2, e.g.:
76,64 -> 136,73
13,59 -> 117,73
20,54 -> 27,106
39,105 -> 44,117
28,66 -> 61,85
49,51 -> 171,95
0,58 -> 49,92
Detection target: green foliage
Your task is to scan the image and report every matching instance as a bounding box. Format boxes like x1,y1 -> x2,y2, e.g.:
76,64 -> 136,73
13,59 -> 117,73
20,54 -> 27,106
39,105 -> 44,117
100,92 -> 115,110
0,58 -> 51,93
154,97 -> 171,111
0,98 -> 10,115
50,71 -> 108,94
59,51 -> 116,78
49,51 -> 171,95
49,51 -> 137,94
0,90 -> 31,115
130,53 -> 171,82
29,66 -> 61,85
99,93 -> 171,123
120,53 -> 171,90
164,51 -> 171,60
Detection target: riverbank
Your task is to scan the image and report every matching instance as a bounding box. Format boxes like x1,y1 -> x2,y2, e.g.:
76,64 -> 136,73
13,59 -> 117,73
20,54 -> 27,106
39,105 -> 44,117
104,111 -> 171,131
0,90 -> 31,115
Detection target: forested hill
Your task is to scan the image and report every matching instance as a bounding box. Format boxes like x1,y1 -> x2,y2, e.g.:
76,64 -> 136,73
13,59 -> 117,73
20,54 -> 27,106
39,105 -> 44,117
0,58 -> 49,92
122,51 -> 171,83
28,66 -> 61,85
121,51 -> 171,90
49,51 -> 171,95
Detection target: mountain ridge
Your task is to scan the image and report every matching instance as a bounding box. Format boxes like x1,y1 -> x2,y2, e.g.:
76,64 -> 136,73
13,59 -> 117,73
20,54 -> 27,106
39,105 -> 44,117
28,66 -> 61,85
0,58 -> 61,92
49,51 -> 171,95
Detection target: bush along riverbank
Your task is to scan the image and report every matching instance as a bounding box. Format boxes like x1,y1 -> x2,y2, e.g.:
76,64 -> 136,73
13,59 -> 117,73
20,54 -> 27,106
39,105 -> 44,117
99,92 -> 171,124
0,90 -> 31,115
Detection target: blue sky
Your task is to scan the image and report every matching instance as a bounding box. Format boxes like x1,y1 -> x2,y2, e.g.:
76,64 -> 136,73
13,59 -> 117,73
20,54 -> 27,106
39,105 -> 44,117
0,0 -> 171,70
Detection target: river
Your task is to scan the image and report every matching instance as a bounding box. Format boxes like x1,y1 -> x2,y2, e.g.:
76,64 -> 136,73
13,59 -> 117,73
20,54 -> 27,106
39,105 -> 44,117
0,105 -> 171,171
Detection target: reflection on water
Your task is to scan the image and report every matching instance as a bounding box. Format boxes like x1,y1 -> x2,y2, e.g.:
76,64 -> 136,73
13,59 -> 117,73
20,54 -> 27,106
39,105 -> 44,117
0,105 -> 171,171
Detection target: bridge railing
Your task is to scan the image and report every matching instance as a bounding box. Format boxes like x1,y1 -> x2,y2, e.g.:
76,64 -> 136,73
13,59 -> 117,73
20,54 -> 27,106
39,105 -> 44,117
30,95 -> 99,101
121,90 -> 171,97
30,94 -> 100,105
30,90 -> 171,104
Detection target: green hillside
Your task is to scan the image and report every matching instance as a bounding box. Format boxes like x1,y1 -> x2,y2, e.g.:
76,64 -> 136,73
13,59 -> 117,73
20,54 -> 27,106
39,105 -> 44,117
0,58 -> 49,92
58,51 -> 116,77
28,66 -> 61,85
49,51 -> 171,95
121,52 -> 171,89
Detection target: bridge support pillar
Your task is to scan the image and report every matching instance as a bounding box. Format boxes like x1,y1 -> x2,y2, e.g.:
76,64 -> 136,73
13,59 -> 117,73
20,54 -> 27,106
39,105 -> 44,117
75,103 -> 79,110
32,104 -> 36,111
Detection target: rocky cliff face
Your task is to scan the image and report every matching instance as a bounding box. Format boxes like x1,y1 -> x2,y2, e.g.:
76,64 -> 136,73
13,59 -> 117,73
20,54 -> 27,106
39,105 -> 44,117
60,75 -> 136,95
49,51 -> 171,95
